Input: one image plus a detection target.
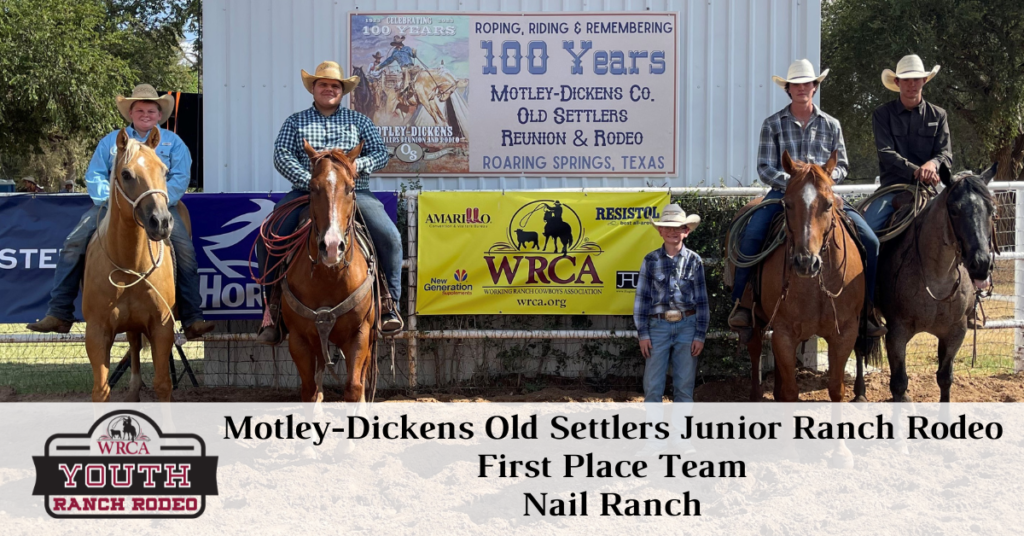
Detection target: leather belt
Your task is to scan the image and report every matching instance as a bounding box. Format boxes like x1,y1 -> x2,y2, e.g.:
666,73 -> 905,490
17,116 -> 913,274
651,309 -> 696,322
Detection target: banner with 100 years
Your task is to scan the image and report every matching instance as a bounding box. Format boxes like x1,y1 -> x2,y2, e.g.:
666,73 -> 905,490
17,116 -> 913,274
417,192 -> 669,315
350,12 -> 678,176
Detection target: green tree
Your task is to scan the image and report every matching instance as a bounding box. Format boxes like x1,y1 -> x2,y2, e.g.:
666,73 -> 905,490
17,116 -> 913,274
823,0 -> 1024,181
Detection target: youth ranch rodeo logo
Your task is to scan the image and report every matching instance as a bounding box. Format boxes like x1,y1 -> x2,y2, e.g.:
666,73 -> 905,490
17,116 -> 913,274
32,410 -> 218,518
485,199 -> 605,285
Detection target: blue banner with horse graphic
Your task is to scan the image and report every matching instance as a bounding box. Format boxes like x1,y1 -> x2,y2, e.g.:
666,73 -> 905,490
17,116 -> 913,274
0,192 -> 398,323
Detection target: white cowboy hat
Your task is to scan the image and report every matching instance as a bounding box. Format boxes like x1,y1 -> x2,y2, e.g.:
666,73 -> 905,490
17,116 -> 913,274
882,54 -> 941,92
651,204 -> 701,230
115,84 -> 175,124
772,59 -> 829,89
301,61 -> 360,95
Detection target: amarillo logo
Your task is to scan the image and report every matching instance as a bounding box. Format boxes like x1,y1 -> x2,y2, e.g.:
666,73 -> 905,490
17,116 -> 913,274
485,199 -> 604,285
32,409 -> 218,519
425,207 -> 491,225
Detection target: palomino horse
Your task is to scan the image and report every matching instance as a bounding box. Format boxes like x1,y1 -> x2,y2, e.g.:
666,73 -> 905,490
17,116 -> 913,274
83,129 -> 185,402
862,163 -> 997,402
281,141 -> 377,403
735,151 -> 866,402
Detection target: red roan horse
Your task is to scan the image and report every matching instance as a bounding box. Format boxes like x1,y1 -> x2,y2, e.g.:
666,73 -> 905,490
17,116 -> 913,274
281,141 -> 378,403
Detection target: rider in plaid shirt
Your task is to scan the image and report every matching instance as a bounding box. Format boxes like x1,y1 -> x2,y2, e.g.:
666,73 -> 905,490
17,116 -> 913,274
728,59 -> 885,338
255,61 -> 404,345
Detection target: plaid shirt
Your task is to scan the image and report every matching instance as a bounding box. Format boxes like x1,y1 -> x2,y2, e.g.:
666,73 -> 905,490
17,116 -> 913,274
633,245 -> 710,342
273,105 -> 389,191
757,104 -> 849,191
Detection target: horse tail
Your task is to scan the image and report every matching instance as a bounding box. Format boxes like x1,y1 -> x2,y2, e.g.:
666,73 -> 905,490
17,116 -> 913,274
856,331 -> 884,368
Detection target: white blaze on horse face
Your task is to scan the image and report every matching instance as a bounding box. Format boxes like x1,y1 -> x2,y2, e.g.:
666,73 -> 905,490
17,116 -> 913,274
800,181 -> 817,241
323,168 -> 344,265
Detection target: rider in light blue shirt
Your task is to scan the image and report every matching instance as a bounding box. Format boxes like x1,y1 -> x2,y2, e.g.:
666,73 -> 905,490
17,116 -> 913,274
27,84 -> 214,340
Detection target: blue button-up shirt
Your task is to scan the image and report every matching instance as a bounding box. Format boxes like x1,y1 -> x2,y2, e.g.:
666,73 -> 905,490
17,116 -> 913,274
85,126 -> 191,206
757,104 -> 849,191
378,46 -> 417,69
273,106 -> 389,191
633,245 -> 710,342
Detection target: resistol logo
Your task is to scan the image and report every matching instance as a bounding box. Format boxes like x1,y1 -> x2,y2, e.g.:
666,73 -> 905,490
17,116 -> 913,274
484,199 -> 604,285
32,409 -> 219,518
425,207 -> 491,225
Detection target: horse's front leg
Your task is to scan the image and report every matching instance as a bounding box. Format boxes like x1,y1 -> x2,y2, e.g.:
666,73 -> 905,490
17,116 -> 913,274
339,318 -> 374,403
770,329 -> 800,402
825,330 -> 858,402
288,331 -> 322,403
937,329 -> 966,403
746,330 -> 765,401
85,323 -> 115,402
885,325 -> 912,402
126,332 -> 144,402
149,325 -> 175,402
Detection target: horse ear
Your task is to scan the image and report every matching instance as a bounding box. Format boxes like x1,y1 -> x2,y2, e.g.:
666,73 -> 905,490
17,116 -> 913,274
116,128 -> 129,150
980,162 -> 998,184
347,141 -> 364,162
781,150 -> 795,175
144,127 -> 161,149
822,150 -> 838,179
302,139 -> 318,161
939,162 -> 952,187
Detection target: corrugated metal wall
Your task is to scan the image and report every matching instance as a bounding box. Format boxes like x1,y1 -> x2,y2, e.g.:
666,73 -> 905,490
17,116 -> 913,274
204,0 -> 821,192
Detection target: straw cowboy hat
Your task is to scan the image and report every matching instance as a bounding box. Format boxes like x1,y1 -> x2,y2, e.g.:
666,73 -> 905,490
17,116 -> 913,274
882,54 -> 940,92
115,84 -> 174,124
300,61 -> 359,95
651,204 -> 701,230
772,59 -> 829,89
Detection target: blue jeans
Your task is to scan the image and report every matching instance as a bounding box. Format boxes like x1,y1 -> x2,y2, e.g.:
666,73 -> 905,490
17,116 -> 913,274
731,190 -> 880,303
643,316 -> 699,403
256,190 -> 404,303
46,204 -> 204,326
861,192 -> 898,233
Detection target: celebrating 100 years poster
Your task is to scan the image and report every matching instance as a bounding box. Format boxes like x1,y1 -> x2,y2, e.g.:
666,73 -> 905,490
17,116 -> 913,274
349,12 -> 678,176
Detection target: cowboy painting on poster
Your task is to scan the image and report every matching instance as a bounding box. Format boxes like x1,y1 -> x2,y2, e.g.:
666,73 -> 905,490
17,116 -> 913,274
350,13 -> 678,176
350,14 -> 471,174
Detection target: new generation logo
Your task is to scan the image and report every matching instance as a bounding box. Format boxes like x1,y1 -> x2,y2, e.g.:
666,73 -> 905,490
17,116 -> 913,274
32,409 -> 219,519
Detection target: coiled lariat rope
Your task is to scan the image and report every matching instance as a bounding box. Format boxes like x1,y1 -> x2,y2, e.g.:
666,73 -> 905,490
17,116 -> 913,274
853,182 -> 932,243
726,197 -> 786,268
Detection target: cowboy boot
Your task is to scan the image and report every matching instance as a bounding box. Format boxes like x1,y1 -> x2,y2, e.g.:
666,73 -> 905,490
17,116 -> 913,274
183,320 -> 216,341
727,300 -> 753,329
866,303 -> 887,337
255,286 -> 284,345
27,315 -> 73,334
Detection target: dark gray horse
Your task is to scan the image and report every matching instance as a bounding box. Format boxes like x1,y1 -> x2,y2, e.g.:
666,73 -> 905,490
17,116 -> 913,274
857,163 -> 997,402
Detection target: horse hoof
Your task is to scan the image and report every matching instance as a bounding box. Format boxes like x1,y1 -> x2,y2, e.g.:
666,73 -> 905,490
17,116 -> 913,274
830,453 -> 854,469
898,395 -> 912,403
852,395 -> 868,403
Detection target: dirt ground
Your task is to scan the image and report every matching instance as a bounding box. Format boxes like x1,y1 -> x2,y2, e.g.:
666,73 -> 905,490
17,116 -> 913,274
3,369 -> 1024,402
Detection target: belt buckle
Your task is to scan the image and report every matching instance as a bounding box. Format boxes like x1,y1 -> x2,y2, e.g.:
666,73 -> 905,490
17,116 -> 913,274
664,309 -> 683,323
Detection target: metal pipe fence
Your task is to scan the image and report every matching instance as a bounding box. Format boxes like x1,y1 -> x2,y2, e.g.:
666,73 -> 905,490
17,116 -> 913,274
2,183 -> 1023,395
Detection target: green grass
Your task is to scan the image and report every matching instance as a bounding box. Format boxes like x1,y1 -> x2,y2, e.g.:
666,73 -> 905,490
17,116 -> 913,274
0,324 -> 206,394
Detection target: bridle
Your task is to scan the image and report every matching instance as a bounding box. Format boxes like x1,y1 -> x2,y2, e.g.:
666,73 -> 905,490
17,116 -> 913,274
306,152 -> 359,271
111,165 -> 171,230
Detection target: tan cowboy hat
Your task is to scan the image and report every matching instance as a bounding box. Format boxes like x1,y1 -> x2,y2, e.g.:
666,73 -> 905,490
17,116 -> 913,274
651,204 -> 701,230
115,84 -> 174,124
772,59 -> 829,89
882,54 -> 940,92
300,61 -> 359,95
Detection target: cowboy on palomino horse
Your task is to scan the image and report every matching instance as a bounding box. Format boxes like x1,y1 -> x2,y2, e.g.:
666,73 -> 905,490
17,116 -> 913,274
727,59 -> 886,341
256,61 -> 404,345
854,55 -> 995,402
27,84 -> 215,342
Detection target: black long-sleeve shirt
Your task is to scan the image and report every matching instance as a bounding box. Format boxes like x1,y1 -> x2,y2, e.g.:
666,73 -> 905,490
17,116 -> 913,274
872,99 -> 953,186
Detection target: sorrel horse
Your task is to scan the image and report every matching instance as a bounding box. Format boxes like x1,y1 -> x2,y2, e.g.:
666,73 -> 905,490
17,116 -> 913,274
734,151 -> 867,402
280,141 -> 378,403
83,129 -> 184,402
860,164 -> 998,402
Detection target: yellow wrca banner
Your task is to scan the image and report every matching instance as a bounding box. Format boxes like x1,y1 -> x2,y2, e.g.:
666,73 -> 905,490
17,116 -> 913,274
417,191 -> 670,315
